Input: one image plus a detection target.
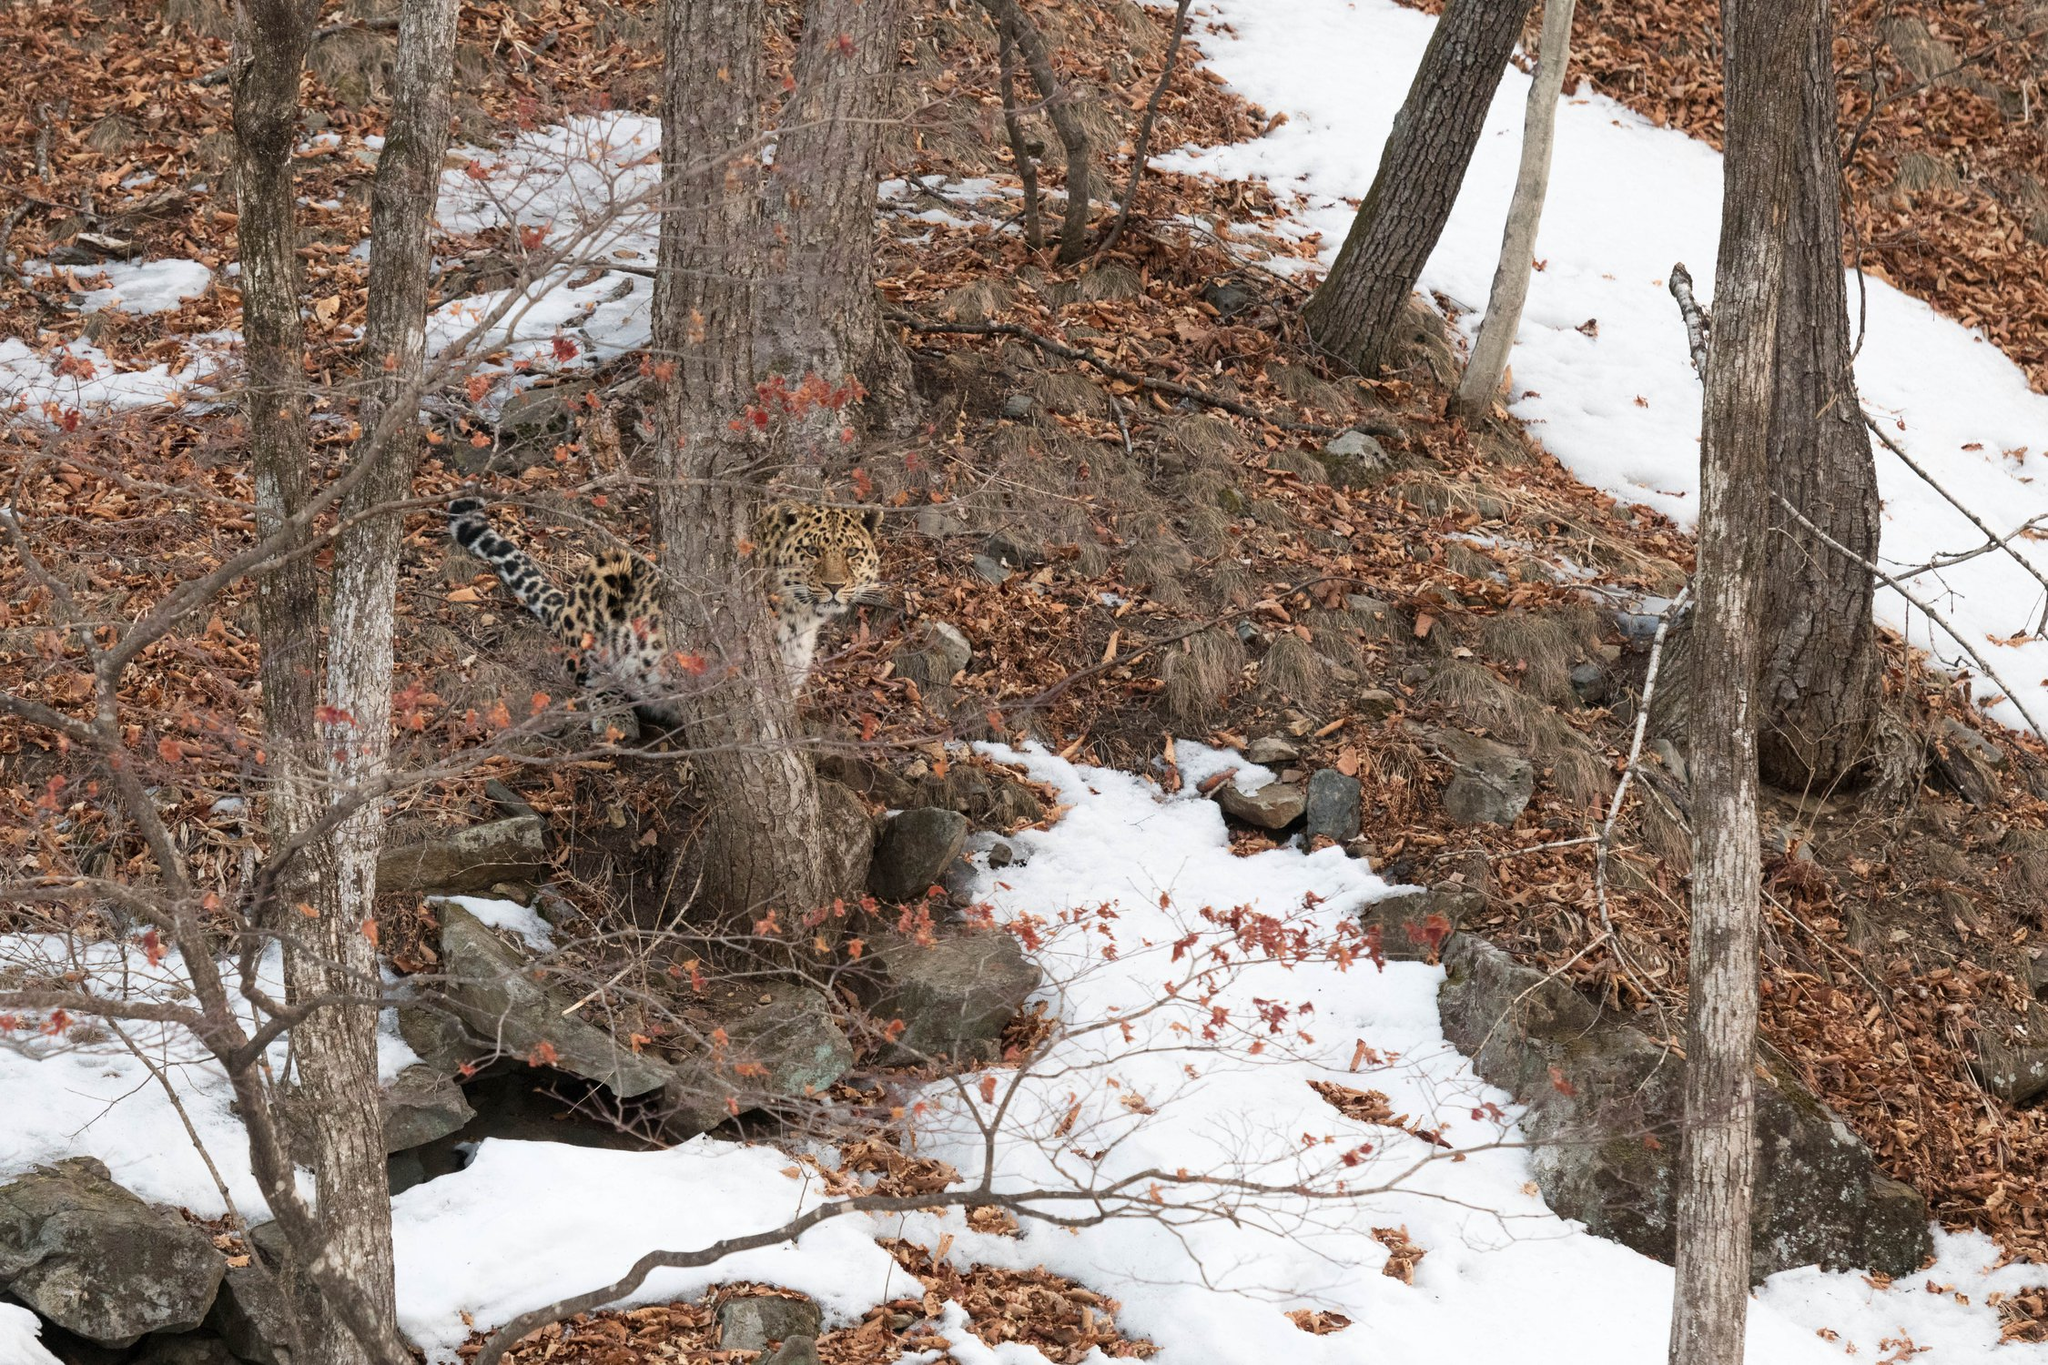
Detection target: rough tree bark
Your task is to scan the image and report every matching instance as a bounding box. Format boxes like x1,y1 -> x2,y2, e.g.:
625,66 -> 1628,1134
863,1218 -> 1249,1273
1754,0 -> 1880,791
654,0 -> 830,944
1303,0 -> 1537,373
302,0 -> 463,1354
1667,2 -> 1809,1360
1454,0 -> 1576,418
766,0 -> 914,438
229,1 -> 369,1359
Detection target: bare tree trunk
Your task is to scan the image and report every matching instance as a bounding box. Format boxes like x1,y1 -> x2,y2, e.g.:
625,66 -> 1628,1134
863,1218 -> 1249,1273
229,0 -> 352,1355
977,0 -> 1093,263
298,0 -> 462,1354
1303,0 -> 1536,373
766,0 -> 914,439
1454,0 -> 1576,418
1666,2 -> 1810,1359
1755,0 -> 1879,792
655,0 -> 829,944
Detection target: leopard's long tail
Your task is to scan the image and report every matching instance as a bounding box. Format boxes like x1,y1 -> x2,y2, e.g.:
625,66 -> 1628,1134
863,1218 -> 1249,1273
447,497 -> 570,631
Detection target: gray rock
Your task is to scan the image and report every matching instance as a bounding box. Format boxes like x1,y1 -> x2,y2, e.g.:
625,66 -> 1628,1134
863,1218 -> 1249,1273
1001,392 -> 1036,419
381,1064 -> 475,1154
1438,935 -> 1930,1280
1354,688 -> 1401,719
869,808 -> 970,902
496,380 -> 596,437
987,841 -> 1015,869
914,505 -> 971,538
869,927 -> 1040,1063
893,622 -> 974,689
970,553 -> 1012,585
662,984 -> 854,1140
395,1002 -> 493,1076
1932,719 -> 2005,808
1245,736 -> 1301,766
1568,661 -> 1608,706
1323,430 -> 1388,464
1213,780 -> 1306,830
1200,279 -> 1256,319
1358,882 -> 1474,962
1973,1022 -> 2048,1106
0,1158 -> 225,1346
983,530 -> 1042,570
1320,431 -> 1392,489
719,1294 -> 822,1352
376,816 -> 548,897
204,1244 -> 295,1365
436,902 -> 671,1098
1305,769 -> 1362,844
816,779 -> 878,906
761,1336 -> 824,1365
1424,730 -> 1534,826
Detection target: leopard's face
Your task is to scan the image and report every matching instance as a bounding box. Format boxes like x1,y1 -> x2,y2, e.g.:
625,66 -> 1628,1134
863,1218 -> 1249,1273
757,503 -> 886,621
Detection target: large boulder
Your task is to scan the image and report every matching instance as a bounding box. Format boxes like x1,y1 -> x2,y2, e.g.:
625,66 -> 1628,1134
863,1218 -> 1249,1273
1424,730 -> 1533,826
868,927 -> 1040,1063
1305,770 -> 1362,844
435,902 -> 670,1098
869,808 -> 969,902
1438,935 -> 1930,1280
381,1063 -> 475,1153
0,1158 -> 224,1346
718,1292 -> 822,1351
204,1250 -> 295,1365
376,815 -> 548,896
1358,881 -> 1476,963
661,983 -> 855,1140
1213,780 -> 1306,830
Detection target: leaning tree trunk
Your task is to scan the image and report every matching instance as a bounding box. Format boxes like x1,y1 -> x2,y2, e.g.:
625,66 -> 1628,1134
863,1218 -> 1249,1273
303,0 -> 462,1354
1666,3 -> 1808,1361
1755,1 -> 1879,791
766,0 -> 914,444
654,0 -> 829,947
1303,0 -> 1536,373
1453,0 -> 1576,418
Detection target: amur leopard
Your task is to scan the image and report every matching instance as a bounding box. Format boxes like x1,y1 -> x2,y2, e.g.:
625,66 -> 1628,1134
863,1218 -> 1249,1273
448,497 -> 885,722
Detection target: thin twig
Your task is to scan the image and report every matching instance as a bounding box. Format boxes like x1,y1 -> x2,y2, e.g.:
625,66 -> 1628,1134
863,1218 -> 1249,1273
995,25 -> 1044,251
1092,0 -> 1193,260
1772,491 -> 2045,736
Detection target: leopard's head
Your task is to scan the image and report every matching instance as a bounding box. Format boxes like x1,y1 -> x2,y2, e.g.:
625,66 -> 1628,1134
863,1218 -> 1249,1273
756,502 -> 886,618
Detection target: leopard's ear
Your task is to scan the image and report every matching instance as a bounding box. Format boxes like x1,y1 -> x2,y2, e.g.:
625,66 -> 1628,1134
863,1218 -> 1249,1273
859,505 -> 882,536
757,503 -> 798,536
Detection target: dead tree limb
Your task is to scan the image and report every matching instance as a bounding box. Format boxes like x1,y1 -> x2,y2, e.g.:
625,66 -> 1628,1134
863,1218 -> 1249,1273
995,24 -> 1044,251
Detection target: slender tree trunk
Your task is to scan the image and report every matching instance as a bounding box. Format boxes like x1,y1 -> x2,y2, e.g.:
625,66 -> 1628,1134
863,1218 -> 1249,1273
766,0 -> 914,440
1304,0 -> 1536,373
1755,1 -> 1879,791
1667,3 -> 1808,1360
1454,0 -> 1576,418
301,0 -> 462,1354
655,0 -> 829,945
229,0 -> 346,1357
977,0 -> 1093,262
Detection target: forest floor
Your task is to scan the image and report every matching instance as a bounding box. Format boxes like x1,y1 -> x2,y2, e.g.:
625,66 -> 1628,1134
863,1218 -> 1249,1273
7,0 -> 2048,1358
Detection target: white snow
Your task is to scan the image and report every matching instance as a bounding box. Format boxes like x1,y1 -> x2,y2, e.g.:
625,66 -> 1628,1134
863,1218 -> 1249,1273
43,257 -> 212,314
1158,0 -> 2048,733
390,1139 -> 899,1360
431,894 -> 555,952
0,1304 -> 63,1365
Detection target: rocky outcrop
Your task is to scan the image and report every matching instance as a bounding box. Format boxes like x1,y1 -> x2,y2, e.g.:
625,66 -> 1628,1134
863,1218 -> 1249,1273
868,927 -> 1041,1063
1212,780 -> 1305,830
869,808 -> 970,902
0,1159 -> 224,1346
718,1292 -> 822,1352
381,1064 -> 476,1154
661,983 -> 854,1139
1359,881 -> 1476,963
376,816 -> 548,896
1305,770 -> 1362,844
1438,935 -> 1930,1280
1421,729 -> 1533,826
435,902 -> 670,1098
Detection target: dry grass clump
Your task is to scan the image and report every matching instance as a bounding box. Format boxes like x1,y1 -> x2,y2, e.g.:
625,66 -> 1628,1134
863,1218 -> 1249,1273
1159,627 -> 1246,725
1259,632 -> 1329,708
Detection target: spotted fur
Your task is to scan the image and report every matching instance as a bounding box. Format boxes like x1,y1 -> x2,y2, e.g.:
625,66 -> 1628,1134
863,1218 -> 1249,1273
447,497 -> 884,720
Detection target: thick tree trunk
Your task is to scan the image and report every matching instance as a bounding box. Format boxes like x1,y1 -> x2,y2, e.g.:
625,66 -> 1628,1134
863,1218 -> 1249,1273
1667,3 -> 1808,1361
303,0 -> 462,1355
655,0 -> 829,946
1755,2 -> 1879,791
1454,0 -> 1576,418
1303,0 -> 1536,373
766,0 -> 914,439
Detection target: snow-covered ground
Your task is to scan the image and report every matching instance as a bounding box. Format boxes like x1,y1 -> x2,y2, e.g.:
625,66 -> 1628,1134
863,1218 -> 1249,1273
7,746 -> 2042,1362
1159,0 -> 2048,734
